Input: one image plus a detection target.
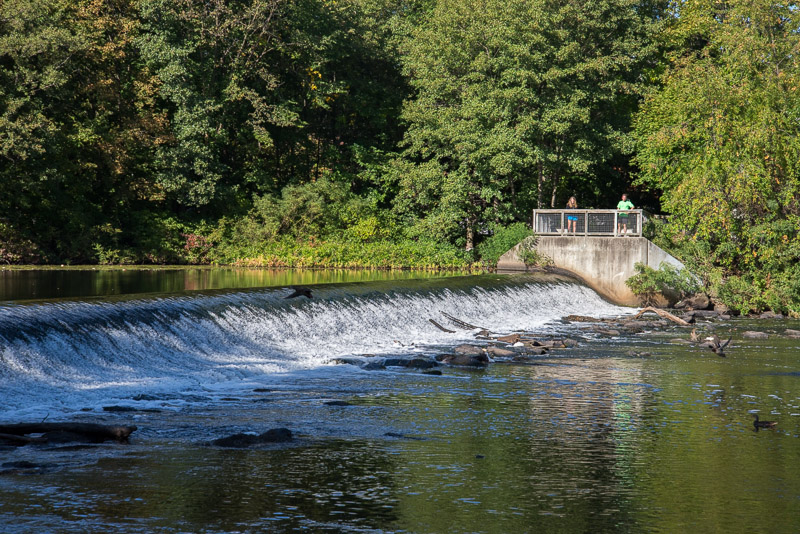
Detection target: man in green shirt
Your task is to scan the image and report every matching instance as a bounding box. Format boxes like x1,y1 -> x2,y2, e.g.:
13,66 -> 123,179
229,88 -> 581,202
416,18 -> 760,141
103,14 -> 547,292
616,194 -> 634,236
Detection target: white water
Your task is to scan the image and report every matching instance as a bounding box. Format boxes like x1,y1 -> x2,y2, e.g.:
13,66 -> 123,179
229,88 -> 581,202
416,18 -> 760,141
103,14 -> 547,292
0,277 -> 631,421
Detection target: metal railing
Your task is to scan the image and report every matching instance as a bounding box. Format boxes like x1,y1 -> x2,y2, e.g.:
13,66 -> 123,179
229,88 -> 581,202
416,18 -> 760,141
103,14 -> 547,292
532,209 -> 646,237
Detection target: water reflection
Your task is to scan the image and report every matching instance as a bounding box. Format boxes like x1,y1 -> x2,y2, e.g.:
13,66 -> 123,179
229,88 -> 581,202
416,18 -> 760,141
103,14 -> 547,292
2,318 -> 800,532
0,267 -> 469,301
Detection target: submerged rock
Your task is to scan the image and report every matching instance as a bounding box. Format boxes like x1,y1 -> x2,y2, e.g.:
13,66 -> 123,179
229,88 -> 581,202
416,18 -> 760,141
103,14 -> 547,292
0,461 -> 57,475
453,344 -> 486,355
407,358 -> 438,369
675,293 -> 711,310
690,310 -> 720,319
211,428 -> 293,448
525,347 -> 549,356
102,406 -> 137,412
742,331 -> 769,339
564,315 -> 602,323
486,346 -> 516,358
437,353 -> 490,367
331,357 -> 364,366
496,333 -> 521,344
594,328 -> 621,337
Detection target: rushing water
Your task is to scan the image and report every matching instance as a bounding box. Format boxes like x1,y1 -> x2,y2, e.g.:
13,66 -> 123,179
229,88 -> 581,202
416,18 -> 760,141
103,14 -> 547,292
1,273 -> 799,533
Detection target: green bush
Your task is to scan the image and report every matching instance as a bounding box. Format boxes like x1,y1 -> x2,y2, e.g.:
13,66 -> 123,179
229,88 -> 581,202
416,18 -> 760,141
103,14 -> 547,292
625,262 -> 701,306
476,223 -> 533,265
208,236 -> 478,270
716,268 -> 800,316
517,236 -> 552,267
0,223 -> 44,264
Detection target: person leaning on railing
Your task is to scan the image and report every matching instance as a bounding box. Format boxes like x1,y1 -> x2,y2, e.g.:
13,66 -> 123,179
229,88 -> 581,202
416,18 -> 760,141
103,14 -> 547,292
565,196 -> 578,234
616,193 -> 634,236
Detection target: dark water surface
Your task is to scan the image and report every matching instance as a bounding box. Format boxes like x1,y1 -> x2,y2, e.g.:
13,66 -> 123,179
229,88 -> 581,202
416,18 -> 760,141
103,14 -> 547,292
1,274 -> 799,533
0,267 -> 469,301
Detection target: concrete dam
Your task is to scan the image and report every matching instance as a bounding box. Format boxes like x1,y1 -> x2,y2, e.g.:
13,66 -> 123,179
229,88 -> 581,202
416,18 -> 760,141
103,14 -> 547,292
497,209 -> 685,307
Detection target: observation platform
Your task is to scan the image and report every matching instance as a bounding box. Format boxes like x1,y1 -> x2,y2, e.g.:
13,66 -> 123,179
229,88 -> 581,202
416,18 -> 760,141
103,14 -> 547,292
532,209 -> 645,237
498,209 -> 684,307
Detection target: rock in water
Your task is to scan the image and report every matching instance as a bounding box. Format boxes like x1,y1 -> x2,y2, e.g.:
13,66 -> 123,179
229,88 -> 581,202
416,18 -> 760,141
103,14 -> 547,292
212,428 -> 293,448
453,344 -> 486,355
437,353 -> 489,367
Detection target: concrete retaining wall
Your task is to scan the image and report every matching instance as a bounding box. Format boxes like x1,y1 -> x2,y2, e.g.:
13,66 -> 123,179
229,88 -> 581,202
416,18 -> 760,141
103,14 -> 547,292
497,236 -> 686,306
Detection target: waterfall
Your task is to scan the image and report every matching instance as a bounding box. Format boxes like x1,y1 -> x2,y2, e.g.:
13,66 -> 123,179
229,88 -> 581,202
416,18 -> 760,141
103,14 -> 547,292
0,274 -> 631,418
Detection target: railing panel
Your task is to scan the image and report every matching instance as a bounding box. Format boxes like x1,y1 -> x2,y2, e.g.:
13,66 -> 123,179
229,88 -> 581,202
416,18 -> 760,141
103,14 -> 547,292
532,209 -> 645,237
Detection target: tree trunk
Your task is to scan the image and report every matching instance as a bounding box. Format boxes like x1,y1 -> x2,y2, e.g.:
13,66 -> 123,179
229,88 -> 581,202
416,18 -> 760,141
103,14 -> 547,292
633,307 -> 691,326
508,176 -> 517,212
537,162 -> 544,209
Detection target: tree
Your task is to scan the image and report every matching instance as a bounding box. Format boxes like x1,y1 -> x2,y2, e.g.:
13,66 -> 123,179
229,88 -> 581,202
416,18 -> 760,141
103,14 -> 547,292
394,0 -> 662,248
634,0 -> 800,313
135,0 -> 300,210
0,0 -> 159,261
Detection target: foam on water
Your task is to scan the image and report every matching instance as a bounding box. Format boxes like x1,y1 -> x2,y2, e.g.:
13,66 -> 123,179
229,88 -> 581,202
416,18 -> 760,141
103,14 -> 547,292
0,275 -> 631,419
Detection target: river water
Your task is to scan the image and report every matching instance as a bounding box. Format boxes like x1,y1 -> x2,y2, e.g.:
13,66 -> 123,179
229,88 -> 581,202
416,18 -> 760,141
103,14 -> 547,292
1,271 -> 799,533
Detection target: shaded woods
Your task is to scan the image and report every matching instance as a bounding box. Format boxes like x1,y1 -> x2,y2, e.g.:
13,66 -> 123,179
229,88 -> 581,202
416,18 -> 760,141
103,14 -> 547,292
1,0 -> 799,313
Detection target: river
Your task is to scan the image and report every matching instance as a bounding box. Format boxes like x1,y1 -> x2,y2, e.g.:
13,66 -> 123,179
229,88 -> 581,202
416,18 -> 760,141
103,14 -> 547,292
1,270 -> 798,533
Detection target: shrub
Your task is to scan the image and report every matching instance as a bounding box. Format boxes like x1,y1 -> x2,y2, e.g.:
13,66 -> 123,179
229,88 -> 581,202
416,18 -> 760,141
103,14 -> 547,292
212,236 -> 478,270
0,223 -> 44,264
517,236 -> 552,267
625,262 -> 701,306
476,222 -> 534,265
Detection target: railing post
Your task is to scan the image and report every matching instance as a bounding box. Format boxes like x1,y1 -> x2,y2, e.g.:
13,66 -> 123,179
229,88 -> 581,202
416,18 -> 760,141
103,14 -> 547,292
583,210 -> 587,237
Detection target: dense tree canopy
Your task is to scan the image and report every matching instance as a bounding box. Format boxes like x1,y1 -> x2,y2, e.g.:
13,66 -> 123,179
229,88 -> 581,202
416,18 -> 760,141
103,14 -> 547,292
1,0 -> 798,312
394,0 -> 661,247
634,0 -> 800,312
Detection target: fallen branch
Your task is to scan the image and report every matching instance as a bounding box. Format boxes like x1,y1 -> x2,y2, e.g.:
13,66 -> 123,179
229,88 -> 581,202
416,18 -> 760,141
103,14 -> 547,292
429,319 -> 456,333
633,306 -> 691,326
441,312 -> 482,330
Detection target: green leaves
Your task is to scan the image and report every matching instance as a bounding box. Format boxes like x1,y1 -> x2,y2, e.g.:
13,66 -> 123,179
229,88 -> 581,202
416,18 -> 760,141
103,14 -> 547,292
395,0 -> 661,246
625,262 -> 701,306
634,0 -> 800,313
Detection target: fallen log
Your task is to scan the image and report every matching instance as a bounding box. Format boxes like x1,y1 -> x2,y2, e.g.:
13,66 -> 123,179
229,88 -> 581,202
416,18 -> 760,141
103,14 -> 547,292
0,423 -> 137,443
441,312 -> 482,330
633,306 -> 691,326
429,319 -> 456,333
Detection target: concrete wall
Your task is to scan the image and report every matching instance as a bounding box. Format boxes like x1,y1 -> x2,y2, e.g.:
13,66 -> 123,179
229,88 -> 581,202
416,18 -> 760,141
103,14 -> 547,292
497,236 -> 686,306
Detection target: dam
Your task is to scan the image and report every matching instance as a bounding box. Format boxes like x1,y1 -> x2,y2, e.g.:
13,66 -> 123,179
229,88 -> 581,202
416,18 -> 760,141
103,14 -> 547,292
497,209 -> 685,306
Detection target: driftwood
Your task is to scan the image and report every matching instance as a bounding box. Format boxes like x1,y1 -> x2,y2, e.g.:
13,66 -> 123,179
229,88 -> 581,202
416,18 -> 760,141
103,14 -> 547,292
441,312 -> 482,330
633,306 -> 691,326
429,319 -> 456,333
0,423 -> 137,444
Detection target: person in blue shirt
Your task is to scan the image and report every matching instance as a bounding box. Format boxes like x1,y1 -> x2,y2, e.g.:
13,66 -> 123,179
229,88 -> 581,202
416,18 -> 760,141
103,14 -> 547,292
616,194 -> 634,235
